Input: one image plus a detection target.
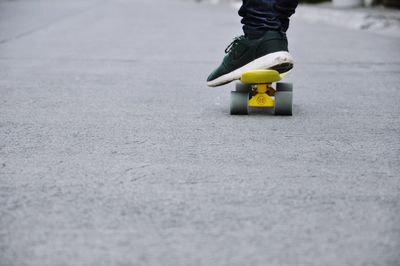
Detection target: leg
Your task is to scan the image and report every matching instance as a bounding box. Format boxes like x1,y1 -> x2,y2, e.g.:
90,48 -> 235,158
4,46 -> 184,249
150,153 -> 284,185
239,0 -> 298,39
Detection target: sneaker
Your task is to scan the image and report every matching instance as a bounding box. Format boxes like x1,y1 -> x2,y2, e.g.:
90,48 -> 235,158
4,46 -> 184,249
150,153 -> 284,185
207,31 -> 293,87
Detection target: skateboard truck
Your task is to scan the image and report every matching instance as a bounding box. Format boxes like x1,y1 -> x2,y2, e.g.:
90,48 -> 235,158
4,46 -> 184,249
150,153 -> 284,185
230,69 -> 293,116
248,84 -> 275,108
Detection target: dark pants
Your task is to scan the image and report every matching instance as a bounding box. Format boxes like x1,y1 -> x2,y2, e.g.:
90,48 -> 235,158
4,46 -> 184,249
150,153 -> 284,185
239,0 -> 298,39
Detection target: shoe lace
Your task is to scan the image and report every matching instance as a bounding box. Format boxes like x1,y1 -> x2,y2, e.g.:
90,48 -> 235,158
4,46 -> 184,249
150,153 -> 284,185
225,36 -> 245,54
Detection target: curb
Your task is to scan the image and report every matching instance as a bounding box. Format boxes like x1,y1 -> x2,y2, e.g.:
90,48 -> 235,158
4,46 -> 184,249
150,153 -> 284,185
295,3 -> 400,38
229,2 -> 400,38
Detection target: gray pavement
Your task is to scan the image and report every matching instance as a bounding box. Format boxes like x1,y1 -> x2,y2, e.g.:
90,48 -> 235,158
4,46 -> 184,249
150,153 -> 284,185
1,0 -> 400,265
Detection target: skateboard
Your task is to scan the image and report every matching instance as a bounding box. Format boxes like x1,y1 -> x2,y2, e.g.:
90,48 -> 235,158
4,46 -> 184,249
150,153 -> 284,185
230,69 -> 293,116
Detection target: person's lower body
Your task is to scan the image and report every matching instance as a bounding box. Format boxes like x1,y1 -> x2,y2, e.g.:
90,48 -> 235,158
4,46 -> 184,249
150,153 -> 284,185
239,0 -> 298,39
207,0 -> 298,87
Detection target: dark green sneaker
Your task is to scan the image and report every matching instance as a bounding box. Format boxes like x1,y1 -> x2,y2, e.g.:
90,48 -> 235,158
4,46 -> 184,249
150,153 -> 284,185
207,31 -> 293,87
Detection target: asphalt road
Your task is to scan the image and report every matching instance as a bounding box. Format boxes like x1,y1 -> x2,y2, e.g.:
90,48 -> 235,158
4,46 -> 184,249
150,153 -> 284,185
1,0 -> 399,265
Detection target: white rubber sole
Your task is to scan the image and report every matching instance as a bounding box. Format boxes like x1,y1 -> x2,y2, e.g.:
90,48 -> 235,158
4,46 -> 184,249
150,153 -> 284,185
207,51 -> 294,87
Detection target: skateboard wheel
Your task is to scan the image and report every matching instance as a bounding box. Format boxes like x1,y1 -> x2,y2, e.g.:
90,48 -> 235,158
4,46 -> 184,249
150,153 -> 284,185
276,82 -> 293,92
230,91 -> 249,115
235,82 -> 252,93
274,91 -> 293,116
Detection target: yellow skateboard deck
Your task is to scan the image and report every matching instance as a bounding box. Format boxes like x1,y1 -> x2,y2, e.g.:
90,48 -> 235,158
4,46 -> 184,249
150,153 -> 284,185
240,69 -> 282,84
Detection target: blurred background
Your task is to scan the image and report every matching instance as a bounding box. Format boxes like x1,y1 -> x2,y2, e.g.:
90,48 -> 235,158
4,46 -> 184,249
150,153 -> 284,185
201,0 -> 400,7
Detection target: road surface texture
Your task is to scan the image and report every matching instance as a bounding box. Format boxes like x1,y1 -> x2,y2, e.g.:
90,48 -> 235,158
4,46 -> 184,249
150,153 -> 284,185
1,0 -> 399,265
